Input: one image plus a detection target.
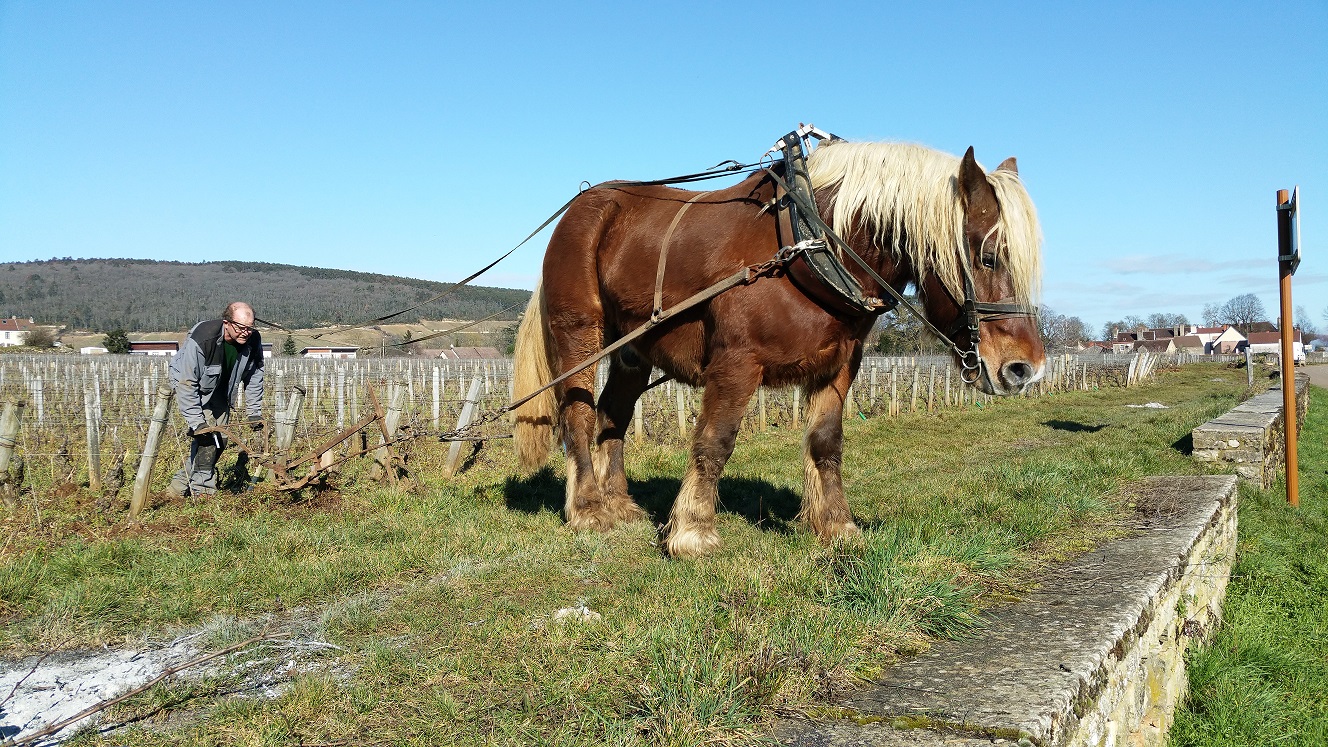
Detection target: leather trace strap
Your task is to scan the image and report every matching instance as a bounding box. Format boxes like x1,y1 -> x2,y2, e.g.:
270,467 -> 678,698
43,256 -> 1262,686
655,191 -> 712,321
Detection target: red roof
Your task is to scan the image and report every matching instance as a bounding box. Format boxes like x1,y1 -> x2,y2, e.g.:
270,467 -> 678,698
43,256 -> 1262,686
1247,330 -> 1302,345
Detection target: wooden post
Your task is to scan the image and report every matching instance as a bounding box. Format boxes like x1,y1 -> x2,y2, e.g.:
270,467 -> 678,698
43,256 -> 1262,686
445,376 -> 483,476
911,365 -> 920,413
276,385 -> 304,452
84,389 -> 102,493
0,401 -> 24,475
792,386 -> 801,429
633,397 -> 643,446
432,366 -> 441,430
758,387 -> 767,432
676,384 -> 687,438
129,385 -> 174,521
1276,187 -> 1299,506
890,367 -> 898,417
927,364 -> 936,413
373,384 -> 407,486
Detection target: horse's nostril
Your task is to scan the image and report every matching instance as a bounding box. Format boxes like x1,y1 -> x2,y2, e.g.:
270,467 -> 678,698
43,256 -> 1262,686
1003,361 -> 1034,387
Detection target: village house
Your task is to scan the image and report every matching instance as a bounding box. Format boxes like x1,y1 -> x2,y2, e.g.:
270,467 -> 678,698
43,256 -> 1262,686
1246,329 -> 1304,362
300,345 -> 359,359
1135,338 -> 1177,354
0,316 -> 35,347
128,340 -> 180,356
1172,335 -> 1206,354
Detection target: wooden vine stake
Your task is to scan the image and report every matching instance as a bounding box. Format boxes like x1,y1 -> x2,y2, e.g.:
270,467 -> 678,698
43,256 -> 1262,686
445,376 -> 483,476
129,385 -> 174,521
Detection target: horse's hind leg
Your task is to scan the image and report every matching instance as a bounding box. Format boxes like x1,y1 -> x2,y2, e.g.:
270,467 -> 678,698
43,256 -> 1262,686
664,356 -> 761,558
593,349 -> 651,524
547,310 -> 618,531
800,363 -> 861,542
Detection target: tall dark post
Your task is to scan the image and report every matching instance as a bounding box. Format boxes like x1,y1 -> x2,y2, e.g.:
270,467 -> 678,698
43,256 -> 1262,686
1276,188 -> 1299,507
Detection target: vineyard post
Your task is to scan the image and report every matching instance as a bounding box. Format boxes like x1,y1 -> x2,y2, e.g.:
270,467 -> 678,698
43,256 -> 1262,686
129,385 -> 174,521
758,387 -> 767,432
84,389 -> 102,493
633,398 -> 643,446
445,376 -> 483,476
373,384 -> 407,484
432,366 -> 441,430
0,401 -> 24,475
676,385 -> 687,438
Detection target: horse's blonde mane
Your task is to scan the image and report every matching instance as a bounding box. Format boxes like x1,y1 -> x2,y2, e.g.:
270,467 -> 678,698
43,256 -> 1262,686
806,141 -> 1042,305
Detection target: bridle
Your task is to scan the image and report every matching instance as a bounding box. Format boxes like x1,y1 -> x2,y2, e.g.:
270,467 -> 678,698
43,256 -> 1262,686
767,127 -> 1038,387
948,224 -> 1040,384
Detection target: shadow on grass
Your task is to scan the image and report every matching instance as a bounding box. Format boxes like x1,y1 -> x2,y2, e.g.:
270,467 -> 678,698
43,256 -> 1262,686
1042,419 -> 1108,433
502,468 -> 801,532
1171,431 -> 1193,455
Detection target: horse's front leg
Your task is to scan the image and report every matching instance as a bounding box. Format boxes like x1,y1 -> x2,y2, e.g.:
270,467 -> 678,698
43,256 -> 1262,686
800,364 -> 861,542
664,357 -> 761,558
593,350 -> 651,525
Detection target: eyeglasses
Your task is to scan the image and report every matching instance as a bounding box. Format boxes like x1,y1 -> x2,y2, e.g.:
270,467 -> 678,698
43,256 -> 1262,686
227,320 -> 256,335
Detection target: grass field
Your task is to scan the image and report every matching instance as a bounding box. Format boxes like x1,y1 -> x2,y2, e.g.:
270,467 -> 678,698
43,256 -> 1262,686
1169,384 -> 1328,747
0,364 -> 1256,746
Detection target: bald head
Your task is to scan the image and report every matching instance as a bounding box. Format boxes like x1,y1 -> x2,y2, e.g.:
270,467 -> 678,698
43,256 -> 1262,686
223,302 -> 254,326
222,302 -> 256,343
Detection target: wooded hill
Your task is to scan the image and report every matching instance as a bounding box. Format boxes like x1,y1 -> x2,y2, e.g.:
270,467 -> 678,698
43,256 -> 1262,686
0,259 -> 531,333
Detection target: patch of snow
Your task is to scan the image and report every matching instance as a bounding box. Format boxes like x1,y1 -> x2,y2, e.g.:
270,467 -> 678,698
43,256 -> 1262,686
1125,402 -> 1169,409
0,638 -> 201,744
551,605 -> 602,624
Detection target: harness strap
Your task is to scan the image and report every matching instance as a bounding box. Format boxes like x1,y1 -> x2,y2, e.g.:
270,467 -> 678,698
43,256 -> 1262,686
507,265 -> 757,416
761,167 -> 965,353
654,192 -> 712,321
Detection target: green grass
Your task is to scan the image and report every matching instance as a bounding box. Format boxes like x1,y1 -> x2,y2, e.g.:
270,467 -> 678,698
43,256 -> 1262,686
1169,384 -> 1328,747
0,364 -> 1255,746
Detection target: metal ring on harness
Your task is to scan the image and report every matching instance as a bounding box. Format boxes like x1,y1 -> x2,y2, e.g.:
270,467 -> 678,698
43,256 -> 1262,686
958,349 -> 984,384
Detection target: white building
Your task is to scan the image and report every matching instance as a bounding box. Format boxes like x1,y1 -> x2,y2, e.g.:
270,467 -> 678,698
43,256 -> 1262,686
300,346 -> 359,359
0,317 -> 35,347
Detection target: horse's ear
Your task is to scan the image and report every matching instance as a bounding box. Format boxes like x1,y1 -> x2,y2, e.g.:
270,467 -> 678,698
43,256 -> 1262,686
958,147 -> 988,206
996,157 -> 1018,175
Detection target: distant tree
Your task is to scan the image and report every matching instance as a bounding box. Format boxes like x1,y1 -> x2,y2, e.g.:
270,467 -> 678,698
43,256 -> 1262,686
1146,312 -> 1188,329
873,302 -> 946,355
282,334 -> 297,356
23,326 -> 55,349
1217,293 -> 1268,330
1100,315 -> 1145,342
498,323 -> 518,355
1039,307 -> 1089,351
102,329 -> 131,354
1201,302 -> 1222,327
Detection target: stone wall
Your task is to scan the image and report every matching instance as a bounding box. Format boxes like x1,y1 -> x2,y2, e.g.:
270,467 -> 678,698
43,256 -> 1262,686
775,476 -> 1239,747
1192,373 -> 1309,486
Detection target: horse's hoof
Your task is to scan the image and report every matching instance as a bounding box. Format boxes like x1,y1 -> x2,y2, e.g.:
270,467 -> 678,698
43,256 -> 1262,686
566,508 -> 614,532
818,521 -> 862,544
665,526 -> 721,559
606,495 -> 648,523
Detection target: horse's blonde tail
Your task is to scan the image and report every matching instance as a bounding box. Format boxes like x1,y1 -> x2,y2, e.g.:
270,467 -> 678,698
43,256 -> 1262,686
512,283 -> 557,471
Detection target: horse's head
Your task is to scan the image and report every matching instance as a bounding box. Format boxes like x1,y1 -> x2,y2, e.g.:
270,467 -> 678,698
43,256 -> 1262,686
918,147 -> 1045,395
807,140 -> 1046,395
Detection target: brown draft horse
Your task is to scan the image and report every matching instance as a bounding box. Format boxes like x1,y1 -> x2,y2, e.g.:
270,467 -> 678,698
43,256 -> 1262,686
512,138 -> 1046,558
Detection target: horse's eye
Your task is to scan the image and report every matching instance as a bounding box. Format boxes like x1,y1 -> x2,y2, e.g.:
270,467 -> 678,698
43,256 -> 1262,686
981,252 -> 997,269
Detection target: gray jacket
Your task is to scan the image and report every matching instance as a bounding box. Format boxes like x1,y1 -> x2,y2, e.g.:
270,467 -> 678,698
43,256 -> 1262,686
168,319 -> 264,431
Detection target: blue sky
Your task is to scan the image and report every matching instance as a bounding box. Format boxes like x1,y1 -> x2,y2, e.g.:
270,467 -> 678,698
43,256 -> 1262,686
1,2 -> 1325,336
